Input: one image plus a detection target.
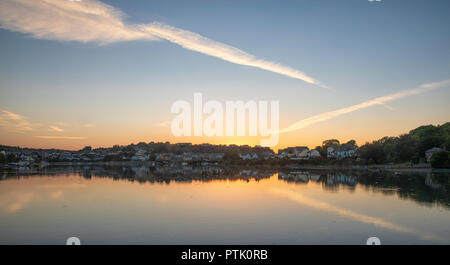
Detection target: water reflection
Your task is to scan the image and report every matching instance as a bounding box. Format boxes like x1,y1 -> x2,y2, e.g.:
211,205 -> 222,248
1,166 -> 450,244
270,188 -> 444,242
278,169 -> 450,209
2,166 -> 449,209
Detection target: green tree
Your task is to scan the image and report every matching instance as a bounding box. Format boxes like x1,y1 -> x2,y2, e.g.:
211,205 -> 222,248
417,135 -> 444,156
344,139 -> 356,146
6,153 -> 18,162
322,139 -> 340,150
395,134 -> 418,162
430,150 -> 450,169
379,137 -> 398,162
358,142 -> 386,164
80,146 -> 92,152
0,152 -> 6,164
315,146 -> 327,157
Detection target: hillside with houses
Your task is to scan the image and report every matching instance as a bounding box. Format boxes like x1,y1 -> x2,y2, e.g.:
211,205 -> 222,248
1,122 -> 449,169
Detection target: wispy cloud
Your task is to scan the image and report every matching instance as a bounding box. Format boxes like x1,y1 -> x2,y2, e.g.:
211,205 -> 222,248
0,110 -> 35,132
141,23 -> 327,87
0,0 -> 325,86
277,79 -> 450,134
49,125 -> 64,132
0,0 -> 153,43
34,136 -> 87,140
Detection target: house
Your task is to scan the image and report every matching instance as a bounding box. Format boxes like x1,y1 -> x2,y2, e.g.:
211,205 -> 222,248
182,152 -> 194,162
207,153 -> 224,161
260,151 -> 275,160
278,146 -> 309,158
327,144 -> 358,159
156,153 -> 174,162
425,147 -> 443,163
308,149 -> 321,159
18,154 -> 34,166
239,153 -> 259,160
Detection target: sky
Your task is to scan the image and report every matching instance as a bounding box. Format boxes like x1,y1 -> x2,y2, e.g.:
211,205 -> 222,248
0,0 -> 449,151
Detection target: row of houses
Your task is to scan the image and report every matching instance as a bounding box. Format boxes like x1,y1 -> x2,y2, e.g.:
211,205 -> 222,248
277,144 -> 359,160
155,152 -> 225,163
277,146 -> 321,160
238,151 -> 274,160
326,143 -> 358,159
277,146 -> 322,160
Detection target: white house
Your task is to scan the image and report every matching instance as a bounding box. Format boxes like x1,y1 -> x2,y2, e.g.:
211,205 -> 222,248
278,146 -> 309,158
327,144 -> 358,159
308,149 -> 321,159
425,147 -> 443,163
131,149 -> 149,161
239,153 -> 259,160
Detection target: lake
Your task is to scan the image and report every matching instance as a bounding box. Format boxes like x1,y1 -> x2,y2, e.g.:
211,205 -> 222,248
1,166 -> 449,244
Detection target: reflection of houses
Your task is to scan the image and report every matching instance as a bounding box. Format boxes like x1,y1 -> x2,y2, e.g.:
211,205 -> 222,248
309,173 -> 321,182
327,144 -> 358,159
132,166 -> 150,178
278,171 -> 310,183
425,147 -> 442,163
425,174 -> 441,189
326,173 -> 357,186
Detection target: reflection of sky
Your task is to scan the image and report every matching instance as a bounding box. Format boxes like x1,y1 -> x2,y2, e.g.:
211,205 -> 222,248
270,188 -> 444,242
0,172 -> 449,244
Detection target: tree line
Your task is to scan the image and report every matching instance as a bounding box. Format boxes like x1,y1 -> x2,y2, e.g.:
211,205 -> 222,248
357,122 -> 450,166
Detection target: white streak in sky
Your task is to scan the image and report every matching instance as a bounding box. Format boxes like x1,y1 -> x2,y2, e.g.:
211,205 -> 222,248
277,80 -> 450,134
0,0 -> 324,86
49,125 -> 64,132
34,136 -> 87,140
140,23 -> 327,88
0,110 -> 34,132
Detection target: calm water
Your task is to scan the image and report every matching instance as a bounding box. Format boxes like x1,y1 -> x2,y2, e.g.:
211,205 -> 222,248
1,166 -> 449,245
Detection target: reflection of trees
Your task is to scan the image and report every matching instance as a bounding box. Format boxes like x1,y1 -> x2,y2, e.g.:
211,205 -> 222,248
355,171 -> 450,209
0,165 -> 276,184
2,166 -> 450,209
278,169 -> 450,209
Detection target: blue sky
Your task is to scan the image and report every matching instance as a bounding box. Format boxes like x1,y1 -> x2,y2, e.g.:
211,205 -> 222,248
0,0 -> 449,149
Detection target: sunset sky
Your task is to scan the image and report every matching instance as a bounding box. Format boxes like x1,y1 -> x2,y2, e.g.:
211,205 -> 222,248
1,0 -> 449,151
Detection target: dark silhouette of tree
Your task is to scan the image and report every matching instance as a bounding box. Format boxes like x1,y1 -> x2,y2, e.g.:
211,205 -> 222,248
430,150 -> 450,168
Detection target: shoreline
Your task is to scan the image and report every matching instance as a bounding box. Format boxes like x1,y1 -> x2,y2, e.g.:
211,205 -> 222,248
2,161 -> 449,173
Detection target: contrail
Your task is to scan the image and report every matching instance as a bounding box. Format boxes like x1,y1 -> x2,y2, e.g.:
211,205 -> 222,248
140,23 -> 327,88
34,136 -> 87,140
0,0 -> 325,87
277,79 -> 450,134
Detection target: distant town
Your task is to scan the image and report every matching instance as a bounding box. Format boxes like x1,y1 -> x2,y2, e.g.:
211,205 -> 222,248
1,122 -> 449,169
